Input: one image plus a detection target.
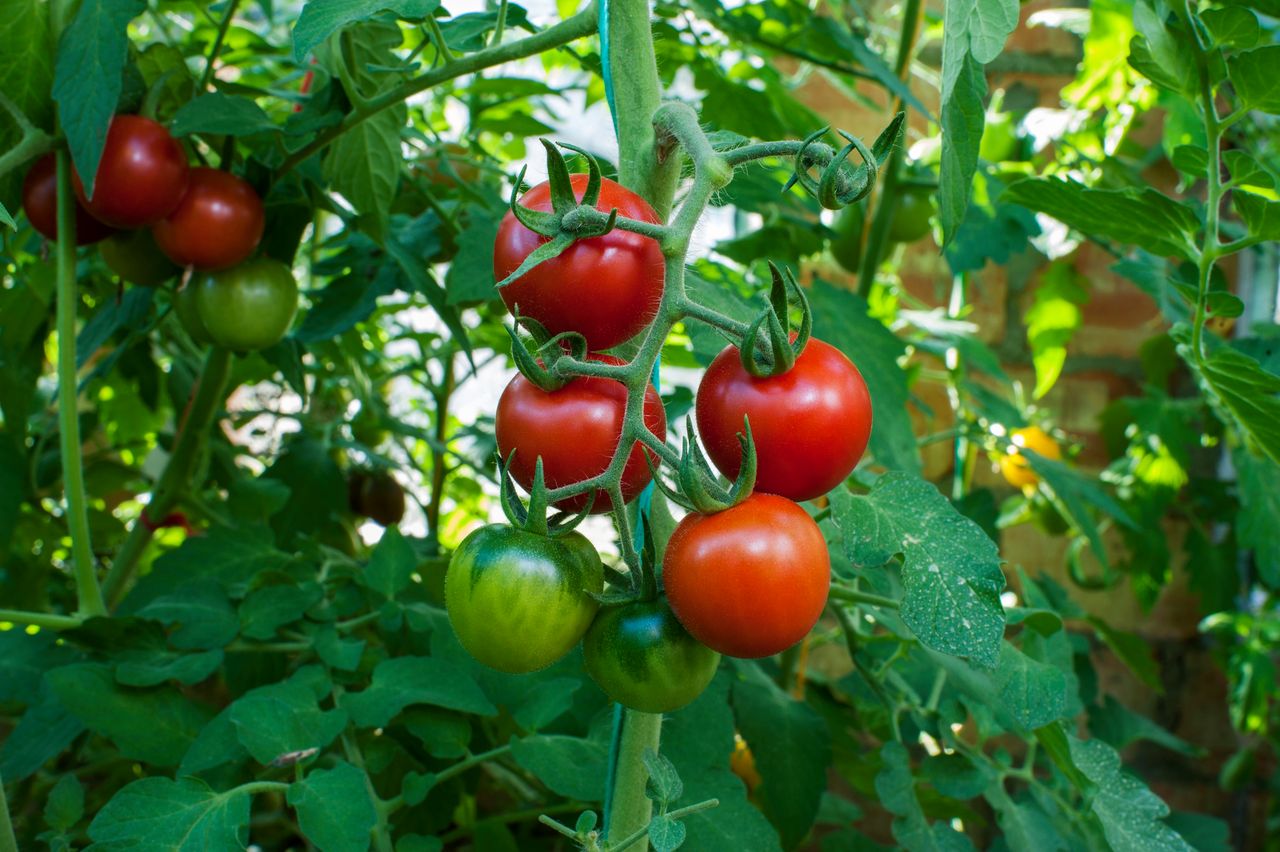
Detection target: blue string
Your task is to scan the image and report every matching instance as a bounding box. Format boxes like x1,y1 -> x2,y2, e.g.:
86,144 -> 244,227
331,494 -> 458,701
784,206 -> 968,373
600,0 -> 619,135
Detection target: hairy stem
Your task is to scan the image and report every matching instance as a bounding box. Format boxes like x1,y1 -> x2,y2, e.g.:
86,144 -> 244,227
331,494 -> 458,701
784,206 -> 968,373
606,709 -> 662,847
829,585 -> 900,610
55,151 -> 106,619
200,0 -> 243,91
103,347 -> 234,607
0,609 -> 83,630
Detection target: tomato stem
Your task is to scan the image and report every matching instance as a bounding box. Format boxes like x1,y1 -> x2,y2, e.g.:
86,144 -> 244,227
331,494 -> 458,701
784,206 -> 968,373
199,0 -> 242,92
55,150 -> 107,619
829,585 -> 900,610
604,709 -> 662,846
0,609 -> 83,631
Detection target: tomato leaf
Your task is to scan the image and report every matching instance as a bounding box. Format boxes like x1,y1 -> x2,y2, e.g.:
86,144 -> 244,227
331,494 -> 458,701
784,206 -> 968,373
293,0 -> 441,60
510,734 -> 609,802
1228,45 -> 1280,114
1173,328 -> 1280,465
170,93 -> 277,137
830,475 -> 1006,668
1066,735 -> 1193,851
876,742 -> 976,850
0,686 -> 85,783
288,762 -> 379,852
341,656 -> 496,727
229,675 -> 348,765
1235,450 -> 1280,588
87,777 -> 251,850
52,0 -> 146,199
47,663 -> 210,767
0,0 -> 54,206
239,583 -> 324,640
1025,263 -> 1087,399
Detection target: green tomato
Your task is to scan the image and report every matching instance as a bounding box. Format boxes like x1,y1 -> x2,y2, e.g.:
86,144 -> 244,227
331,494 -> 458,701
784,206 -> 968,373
100,229 -> 180,286
888,187 -> 935,243
583,597 -> 720,714
829,203 -> 865,273
173,282 -> 213,345
979,112 -> 1020,163
194,258 -> 298,352
446,525 -> 603,673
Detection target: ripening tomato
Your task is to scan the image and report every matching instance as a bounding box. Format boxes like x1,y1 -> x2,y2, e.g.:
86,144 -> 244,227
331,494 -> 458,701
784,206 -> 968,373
582,597 -> 720,714
999,426 -> 1061,489
446,525 -> 603,673
73,115 -> 189,228
888,186 -> 934,243
496,356 -> 666,513
99,229 -> 180,286
663,493 -> 830,659
494,174 -> 665,351
193,258 -> 298,351
152,167 -> 265,270
348,470 -> 406,527
829,202 -> 865,274
21,154 -> 117,245
696,337 -> 871,502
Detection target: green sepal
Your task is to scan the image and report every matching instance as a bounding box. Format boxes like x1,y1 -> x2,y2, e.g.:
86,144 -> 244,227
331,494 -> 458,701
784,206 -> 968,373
541,138 -> 579,214
654,419 -> 758,515
495,232 -> 576,289
507,165 -> 560,236
556,141 -> 603,208
505,310 -> 588,392
739,263 -> 813,378
496,452 -> 589,538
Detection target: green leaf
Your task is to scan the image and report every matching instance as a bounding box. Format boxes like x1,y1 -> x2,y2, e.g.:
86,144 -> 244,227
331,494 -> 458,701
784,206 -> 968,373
731,664 -> 830,849
830,475 -> 1005,667
1235,451 -> 1280,587
44,774 -> 85,832
1233,191 -> 1280,242
1067,735 -> 1193,851
170,93 -> 276,137
1003,177 -> 1198,260
114,648 -> 224,688
649,815 -> 688,852
1088,695 -> 1201,757
52,0 -> 146,199
876,742 -> 975,851
0,629 -> 76,703
288,762 -> 378,852
1025,263 -> 1087,399
0,686 -> 85,782
315,624 -> 366,670
76,287 -> 153,369
229,676 -> 348,765
1174,330 -> 1280,465
1200,7 -> 1259,48
643,749 -> 684,806
318,23 -> 407,241
293,0 -> 440,60
924,641 -> 1067,733
446,204 -> 504,305
0,202 -> 12,230
810,282 -> 920,474
47,663 -> 209,767
1228,46 -> 1280,114
239,583 -> 323,640
1087,616 -> 1162,692
938,50 -> 986,246
510,735 -> 609,802
120,524 -> 289,611
402,707 -> 471,758
342,656 -> 496,727
87,777 -> 250,850
179,707 -> 249,777
0,0 -> 54,207
965,0 -> 1019,63
511,677 -> 581,732
294,268 -> 398,342
1024,454 -> 1137,570
362,526 -> 416,598
1129,0 -> 1198,96
136,580 -> 239,650
984,783 -> 1065,852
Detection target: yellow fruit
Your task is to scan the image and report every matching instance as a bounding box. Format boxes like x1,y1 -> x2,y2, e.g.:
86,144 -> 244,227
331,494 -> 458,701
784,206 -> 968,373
999,426 -> 1061,489
730,733 -> 762,792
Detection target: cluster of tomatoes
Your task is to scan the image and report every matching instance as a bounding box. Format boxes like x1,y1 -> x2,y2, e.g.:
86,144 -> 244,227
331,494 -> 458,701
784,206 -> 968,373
445,173 -> 875,713
21,114 -> 297,352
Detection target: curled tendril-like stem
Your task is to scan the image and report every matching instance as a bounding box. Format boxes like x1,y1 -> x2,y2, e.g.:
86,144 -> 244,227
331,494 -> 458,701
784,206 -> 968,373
783,114 -> 905,209
740,262 -> 813,378
649,419 -> 757,515
498,451 -> 593,537
506,309 -> 587,392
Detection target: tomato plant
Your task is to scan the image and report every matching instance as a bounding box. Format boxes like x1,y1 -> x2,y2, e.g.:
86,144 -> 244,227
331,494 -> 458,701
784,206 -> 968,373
21,153 -> 116,244
663,494 -> 830,658
192,257 -> 298,351
152,167 -> 265,270
446,524 -> 603,673
71,115 -> 189,228
495,356 -> 666,513
697,337 -> 872,501
494,174 -> 665,351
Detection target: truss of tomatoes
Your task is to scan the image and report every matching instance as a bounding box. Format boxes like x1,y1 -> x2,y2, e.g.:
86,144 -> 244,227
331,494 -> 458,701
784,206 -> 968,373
448,175 -> 875,714
21,114 -> 296,352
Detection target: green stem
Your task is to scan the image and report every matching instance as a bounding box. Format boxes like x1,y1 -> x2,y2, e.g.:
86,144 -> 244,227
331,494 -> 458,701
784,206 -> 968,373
199,0 -> 242,91
427,346 -> 457,543
606,710 -> 662,849
341,733 -> 394,852
426,16 -> 456,64
239,781 -> 291,796
441,802 -> 580,844
829,585 -> 900,610
276,4 -> 598,180
1191,72 -> 1223,363
0,609 -> 83,630
609,799 -> 719,852
55,150 -> 106,619
103,347 -> 234,608
0,92 -> 54,182
608,0 -> 680,218
0,772 -> 17,852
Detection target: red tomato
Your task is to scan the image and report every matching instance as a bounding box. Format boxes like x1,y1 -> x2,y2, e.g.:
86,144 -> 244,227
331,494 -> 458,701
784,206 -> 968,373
21,154 -> 116,245
696,337 -> 872,502
494,174 -> 665,351
73,115 -> 189,228
495,356 -> 667,513
663,493 -> 830,658
152,167 -> 265,270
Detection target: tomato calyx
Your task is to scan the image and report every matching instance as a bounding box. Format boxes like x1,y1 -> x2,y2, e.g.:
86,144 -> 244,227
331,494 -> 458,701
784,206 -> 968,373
788,115 -> 904,210
496,141 -> 621,289
498,451 -> 594,538
505,310 -> 588,392
651,419 -> 758,514
739,262 -> 813,378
